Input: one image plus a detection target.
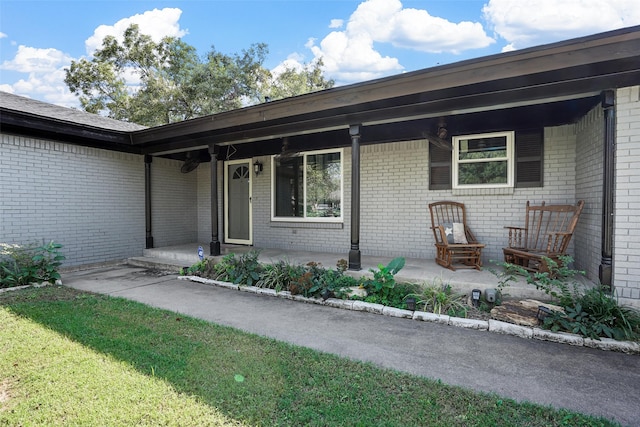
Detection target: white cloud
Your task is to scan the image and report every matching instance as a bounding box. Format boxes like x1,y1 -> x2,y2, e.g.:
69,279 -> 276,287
1,45 -> 71,73
329,19 -> 344,29
1,8 -> 187,109
483,0 -> 640,51
306,0 -> 494,83
84,7 -> 187,56
0,32 -> 7,39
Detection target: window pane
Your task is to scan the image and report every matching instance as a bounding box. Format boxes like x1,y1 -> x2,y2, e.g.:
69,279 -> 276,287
306,152 -> 341,217
458,161 -> 508,185
274,156 -> 303,217
458,136 -> 507,160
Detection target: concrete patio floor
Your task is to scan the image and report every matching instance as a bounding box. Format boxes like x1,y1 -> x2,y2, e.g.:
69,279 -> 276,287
128,243 -> 560,301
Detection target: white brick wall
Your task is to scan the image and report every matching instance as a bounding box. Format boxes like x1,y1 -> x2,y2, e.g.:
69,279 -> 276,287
196,129 -> 583,269
150,157 -> 198,247
0,134 -> 145,266
614,86 -> 640,308
575,106 -> 604,282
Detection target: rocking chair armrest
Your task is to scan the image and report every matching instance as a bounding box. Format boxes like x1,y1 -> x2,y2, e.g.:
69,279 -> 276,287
504,226 -> 526,230
431,225 -> 447,244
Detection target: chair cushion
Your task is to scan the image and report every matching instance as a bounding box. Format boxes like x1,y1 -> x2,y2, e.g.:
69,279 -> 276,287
453,222 -> 468,244
442,222 -> 468,244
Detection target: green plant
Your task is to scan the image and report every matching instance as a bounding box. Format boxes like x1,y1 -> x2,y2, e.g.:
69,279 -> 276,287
409,277 -> 467,317
256,259 -> 302,291
362,257 -> 405,304
0,241 -> 65,288
180,259 -> 212,276
544,286 -> 640,341
497,256 -> 640,341
211,250 -> 262,286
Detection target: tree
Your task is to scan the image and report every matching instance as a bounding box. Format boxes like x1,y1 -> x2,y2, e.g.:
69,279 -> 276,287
65,24 -> 333,126
263,59 -> 334,102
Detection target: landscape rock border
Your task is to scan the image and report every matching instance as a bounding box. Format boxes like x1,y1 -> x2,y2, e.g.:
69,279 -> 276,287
180,275 -> 640,355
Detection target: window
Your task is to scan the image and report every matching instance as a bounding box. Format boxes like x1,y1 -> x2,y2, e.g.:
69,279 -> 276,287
453,131 -> 514,189
272,149 -> 342,221
429,129 -> 542,190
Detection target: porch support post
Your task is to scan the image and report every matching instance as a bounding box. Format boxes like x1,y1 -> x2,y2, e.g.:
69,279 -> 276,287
144,155 -> 154,249
599,90 -> 615,289
348,124 -> 362,270
209,144 -> 221,256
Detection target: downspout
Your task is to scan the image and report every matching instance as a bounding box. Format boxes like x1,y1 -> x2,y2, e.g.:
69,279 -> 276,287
144,155 -> 154,249
599,90 -> 615,290
349,124 -> 362,270
209,144 -> 221,256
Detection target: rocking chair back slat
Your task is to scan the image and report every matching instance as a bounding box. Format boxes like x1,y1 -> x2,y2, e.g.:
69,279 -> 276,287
504,200 -> 585,273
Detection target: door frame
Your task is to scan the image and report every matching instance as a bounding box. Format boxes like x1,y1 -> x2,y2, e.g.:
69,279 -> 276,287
224,159 -> 253,245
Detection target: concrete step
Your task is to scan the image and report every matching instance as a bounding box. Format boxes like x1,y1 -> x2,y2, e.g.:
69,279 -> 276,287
127,256 -> 186,272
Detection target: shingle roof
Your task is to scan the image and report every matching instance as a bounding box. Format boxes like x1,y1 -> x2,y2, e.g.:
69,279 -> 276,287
0,91 -> 146,132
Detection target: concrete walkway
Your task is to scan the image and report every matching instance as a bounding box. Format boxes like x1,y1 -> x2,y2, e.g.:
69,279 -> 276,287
62,265 -> 640,427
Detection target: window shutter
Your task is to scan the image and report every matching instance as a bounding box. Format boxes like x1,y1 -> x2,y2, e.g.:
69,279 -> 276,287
429,143 -> 452,190
515,130 -> 543,188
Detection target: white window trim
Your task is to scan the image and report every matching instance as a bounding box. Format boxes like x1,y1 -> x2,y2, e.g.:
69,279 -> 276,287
270,148 -> 344,223
452,131 -> 515,189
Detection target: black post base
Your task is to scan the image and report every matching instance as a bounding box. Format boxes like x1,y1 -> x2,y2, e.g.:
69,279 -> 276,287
348,249 -> 361,271
599,263 -> 612,290
210,241 -> 221,256
145,236 -> 154,249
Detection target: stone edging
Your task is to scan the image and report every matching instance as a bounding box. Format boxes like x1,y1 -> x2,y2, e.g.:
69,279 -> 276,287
179,276 -> 640,355
0,281 -> 60,294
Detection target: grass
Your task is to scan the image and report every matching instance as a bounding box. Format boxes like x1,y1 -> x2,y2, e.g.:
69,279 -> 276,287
0,286 -> 618,427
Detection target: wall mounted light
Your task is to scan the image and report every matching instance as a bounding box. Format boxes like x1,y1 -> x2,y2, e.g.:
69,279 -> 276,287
253,161 -> 263,176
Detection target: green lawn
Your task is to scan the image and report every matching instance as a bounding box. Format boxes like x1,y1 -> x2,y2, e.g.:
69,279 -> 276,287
0,286 -> 618,426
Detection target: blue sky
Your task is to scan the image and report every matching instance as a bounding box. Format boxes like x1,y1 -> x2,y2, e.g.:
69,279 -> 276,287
1,0 -> 639,108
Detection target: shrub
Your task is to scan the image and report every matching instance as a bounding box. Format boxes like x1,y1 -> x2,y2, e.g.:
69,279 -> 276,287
497,255 -> 640,341
256,259 -> 303,291
362,257 -> 405,305
408,277 -> 467,317
0,241 -> 65,288
214,251 -> 262,286
544,286 -> 640,341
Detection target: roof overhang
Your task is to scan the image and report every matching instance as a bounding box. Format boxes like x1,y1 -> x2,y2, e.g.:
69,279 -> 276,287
2,25 -> 639,156
131,25 -> 640,155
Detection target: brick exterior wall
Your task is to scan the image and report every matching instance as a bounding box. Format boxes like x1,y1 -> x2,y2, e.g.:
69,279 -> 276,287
574,106 -> 604,284
149,157 -> 198,247
613,86 -> 640,308
201,129 -> 584,269
0,134 -> 145,266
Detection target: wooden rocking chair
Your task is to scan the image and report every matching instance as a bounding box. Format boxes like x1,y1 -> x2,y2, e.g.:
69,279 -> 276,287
503,200 -> 585,273
428,201 -> 485,270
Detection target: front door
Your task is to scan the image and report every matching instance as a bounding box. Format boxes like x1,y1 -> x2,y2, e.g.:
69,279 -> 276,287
225,160 -> 252,244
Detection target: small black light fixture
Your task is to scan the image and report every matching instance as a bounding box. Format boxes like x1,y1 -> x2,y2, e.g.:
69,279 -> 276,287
405,296 -> 417,311
471,289 -> 481,307
253,160 -> 263,176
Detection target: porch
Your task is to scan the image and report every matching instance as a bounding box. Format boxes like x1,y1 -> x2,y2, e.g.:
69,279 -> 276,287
130,243 -> 558,300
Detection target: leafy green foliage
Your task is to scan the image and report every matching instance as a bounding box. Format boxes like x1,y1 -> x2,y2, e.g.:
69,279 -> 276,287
65,24 -> 333,126
544,287 -> 640,341
0,241 -> 65,288
409,277 -> 468,316
256,259 -> 303,291
212,251 -> 262,286
362,257 -> 405,305
495,256 -> 640,341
